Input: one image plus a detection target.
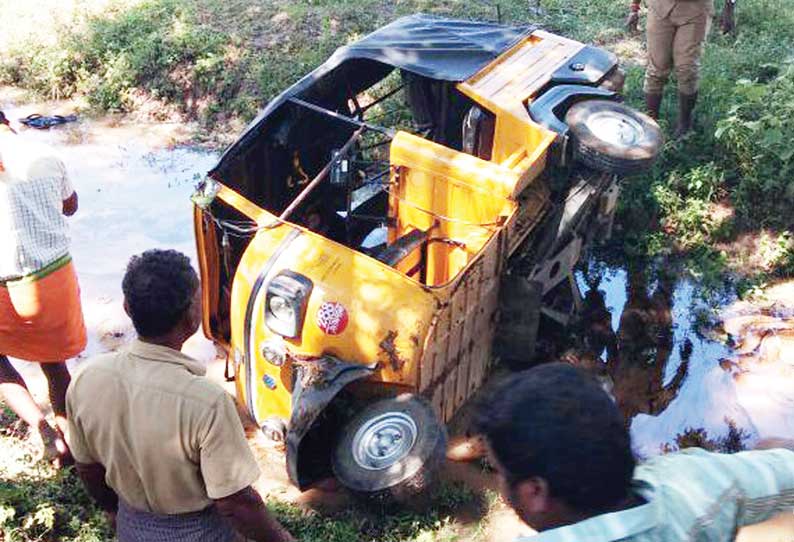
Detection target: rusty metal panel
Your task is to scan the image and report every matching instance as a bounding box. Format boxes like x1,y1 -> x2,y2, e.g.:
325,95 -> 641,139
471,272 -> 500,394
457,261 -> 483,404
444,283 -> 467,372
419,322 -> 438,391
432,304 -> 452,382
508,180 -> 550,255
431,384 -> 444,421
456,342 -> 473,407
443,366 -> 458,422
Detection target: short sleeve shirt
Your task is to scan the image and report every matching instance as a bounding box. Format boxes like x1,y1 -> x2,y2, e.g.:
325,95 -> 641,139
517,448 -> 794,542
66,340 -> 261,514
0,134 -> 74,279
648,0 -> 714,19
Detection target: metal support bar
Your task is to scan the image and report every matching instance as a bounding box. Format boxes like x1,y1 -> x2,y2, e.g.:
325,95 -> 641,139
359,84 -> 405,114
288,97 -> 395,137
279,126 -> 366,221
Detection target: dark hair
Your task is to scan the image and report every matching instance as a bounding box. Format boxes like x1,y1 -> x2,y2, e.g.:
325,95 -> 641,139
0,111 -> 8,126
122,249 -> 198,338
474,363 -> 635,513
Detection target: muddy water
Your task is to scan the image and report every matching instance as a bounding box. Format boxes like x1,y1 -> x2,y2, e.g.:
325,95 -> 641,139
571,262 -> 794,457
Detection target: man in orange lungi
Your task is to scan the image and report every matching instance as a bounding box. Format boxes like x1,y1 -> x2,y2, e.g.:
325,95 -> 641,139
0,110 -> 86,465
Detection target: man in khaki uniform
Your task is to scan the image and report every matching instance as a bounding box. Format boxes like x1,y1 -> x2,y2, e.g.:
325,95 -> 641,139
66,249 -> 293,542
627,0 -> 736,136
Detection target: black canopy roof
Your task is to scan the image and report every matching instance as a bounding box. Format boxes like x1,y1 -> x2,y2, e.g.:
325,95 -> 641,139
210,14 -> 534,177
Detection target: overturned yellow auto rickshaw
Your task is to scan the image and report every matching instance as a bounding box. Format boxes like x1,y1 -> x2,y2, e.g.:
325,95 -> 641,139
193,14 -> 661,499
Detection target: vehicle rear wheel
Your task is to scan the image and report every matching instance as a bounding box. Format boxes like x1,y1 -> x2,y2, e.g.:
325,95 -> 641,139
332,394 -> 446,502
565,99 -> 662,175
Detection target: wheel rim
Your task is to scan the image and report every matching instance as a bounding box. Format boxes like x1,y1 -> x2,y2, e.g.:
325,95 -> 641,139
585,110 -> 644,148
351,412 -> 418,471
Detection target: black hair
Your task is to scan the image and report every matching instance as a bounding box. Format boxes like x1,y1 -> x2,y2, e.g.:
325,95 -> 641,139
122,249 -> 199,338
474,363 -> 635,514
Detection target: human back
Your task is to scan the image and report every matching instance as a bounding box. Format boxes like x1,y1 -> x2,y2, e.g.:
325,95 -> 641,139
68,343 -> 242,514
0,133 -> 73,279
66,249 -> 293,542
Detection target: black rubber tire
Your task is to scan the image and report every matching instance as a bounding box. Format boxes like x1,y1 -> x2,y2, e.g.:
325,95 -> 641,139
332,394 -> 446,502
565,99 -> 663,175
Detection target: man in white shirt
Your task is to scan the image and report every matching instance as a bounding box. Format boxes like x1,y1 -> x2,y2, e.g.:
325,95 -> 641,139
0,110 -> 86,466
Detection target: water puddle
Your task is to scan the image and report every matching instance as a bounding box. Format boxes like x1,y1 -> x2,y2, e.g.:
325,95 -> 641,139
570,261 -> 794,456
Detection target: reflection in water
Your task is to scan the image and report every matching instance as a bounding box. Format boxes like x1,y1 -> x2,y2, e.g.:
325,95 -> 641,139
563,264 -> 794,456
577,267 -> 691,421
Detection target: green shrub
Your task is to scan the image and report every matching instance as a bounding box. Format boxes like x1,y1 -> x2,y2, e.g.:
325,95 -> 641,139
716,65 -> 794,228
0,464 -> 112,542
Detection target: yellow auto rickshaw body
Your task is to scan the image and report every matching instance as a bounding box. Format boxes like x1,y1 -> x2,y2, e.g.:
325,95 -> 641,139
198,110 -> 553,426
193,29 -> 587,426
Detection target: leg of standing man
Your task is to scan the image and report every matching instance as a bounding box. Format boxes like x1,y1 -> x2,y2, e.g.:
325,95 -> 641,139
40,361 -> 71,435
644,6 -> 676,119
670,5 -> 712,136
0,355 -> 71,464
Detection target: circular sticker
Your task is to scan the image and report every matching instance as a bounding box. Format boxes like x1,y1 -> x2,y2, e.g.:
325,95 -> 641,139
316,301 -> 349,335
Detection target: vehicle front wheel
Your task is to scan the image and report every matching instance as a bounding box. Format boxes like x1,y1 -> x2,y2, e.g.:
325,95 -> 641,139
565,99 -> 662,175
332,394 -> 446,502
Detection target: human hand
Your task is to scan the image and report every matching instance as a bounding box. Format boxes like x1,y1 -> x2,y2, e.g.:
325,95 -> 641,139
719,0 -> 736,35
105,511 -> 117,532
626,4 -> 640,34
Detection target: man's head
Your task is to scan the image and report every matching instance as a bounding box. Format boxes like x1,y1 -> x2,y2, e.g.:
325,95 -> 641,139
474,363 -> 635,531
122,249 -> 201,342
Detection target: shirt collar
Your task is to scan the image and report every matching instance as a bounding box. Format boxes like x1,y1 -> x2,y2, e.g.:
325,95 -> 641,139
516,482 -> 659,542
128,339 -> 207,376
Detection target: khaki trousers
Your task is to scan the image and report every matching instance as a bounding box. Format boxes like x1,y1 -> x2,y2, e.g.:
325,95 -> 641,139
643,0 -> 713,95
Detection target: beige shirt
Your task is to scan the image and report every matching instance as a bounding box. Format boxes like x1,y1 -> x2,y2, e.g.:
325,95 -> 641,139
66,340 -> 260,515
648,0 -> 714,19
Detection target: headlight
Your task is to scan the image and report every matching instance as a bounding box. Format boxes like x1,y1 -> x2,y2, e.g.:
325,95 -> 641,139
264,271 -> 313,338
269,296 -> 295,322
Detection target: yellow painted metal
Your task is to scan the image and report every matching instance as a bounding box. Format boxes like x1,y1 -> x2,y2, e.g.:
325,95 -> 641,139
228,203 -> 441,422
388,131 -> 518,286
197,32 -> 577,426
457,30 -> 582,193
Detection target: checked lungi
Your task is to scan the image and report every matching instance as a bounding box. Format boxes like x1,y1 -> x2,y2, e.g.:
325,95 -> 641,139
117,500 -> 240,542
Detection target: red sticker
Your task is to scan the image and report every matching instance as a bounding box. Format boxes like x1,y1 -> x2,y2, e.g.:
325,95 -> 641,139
316,301 -> 349,335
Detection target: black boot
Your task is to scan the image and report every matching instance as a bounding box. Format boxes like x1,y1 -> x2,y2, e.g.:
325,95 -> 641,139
675,92 -> 698,138
645,92 -> 663,120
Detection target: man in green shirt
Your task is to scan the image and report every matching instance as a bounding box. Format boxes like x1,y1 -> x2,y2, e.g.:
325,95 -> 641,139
475,363 -> 794,541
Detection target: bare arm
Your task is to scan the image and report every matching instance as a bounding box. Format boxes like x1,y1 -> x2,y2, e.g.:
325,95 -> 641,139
74,462 -> 118,513
755,438 -> 794,452
214,486 -> 294,542
626,0 -> 641,33
62,191 -> 78,216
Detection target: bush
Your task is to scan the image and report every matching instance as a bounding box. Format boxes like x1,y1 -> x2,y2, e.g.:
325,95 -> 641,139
716,65 -> 794,229
0,463 -> 112,542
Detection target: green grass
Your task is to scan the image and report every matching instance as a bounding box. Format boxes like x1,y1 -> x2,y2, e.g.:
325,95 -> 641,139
3,0 -> 792,286
613,0 -> 794,292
